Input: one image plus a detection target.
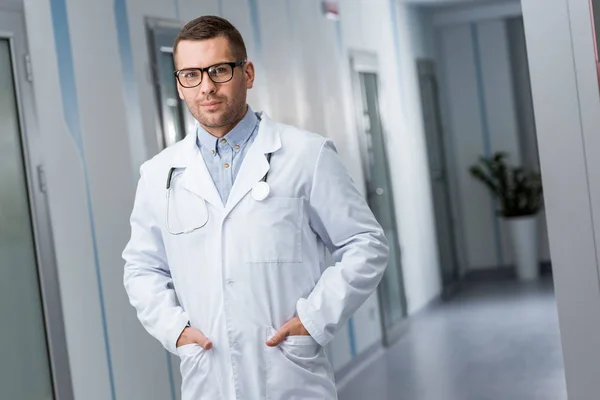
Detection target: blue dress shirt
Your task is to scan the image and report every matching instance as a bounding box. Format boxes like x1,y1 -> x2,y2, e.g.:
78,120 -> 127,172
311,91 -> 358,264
196,106 -> 260,205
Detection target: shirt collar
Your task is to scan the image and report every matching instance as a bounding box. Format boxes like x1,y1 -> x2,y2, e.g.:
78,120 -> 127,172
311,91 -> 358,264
196,106 -> 258,156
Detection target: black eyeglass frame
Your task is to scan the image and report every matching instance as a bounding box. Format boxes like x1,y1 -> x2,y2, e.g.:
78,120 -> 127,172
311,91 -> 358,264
174,61 -> 246,88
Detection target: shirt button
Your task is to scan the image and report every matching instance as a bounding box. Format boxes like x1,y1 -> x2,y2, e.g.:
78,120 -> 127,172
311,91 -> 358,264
224,163 -> 230,169
211,149 -> 215,155
221,139 -> 227,144
234,145 -> 240,150
226,279 -> 234,286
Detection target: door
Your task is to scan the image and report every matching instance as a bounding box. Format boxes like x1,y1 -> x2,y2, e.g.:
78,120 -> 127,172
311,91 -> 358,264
0,6 -> 72,399
147,18 -> 195,149
417,60 -> 460,296
350,52 -> 407,346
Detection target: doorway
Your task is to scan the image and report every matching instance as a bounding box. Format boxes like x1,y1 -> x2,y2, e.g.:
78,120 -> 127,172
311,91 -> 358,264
417,59 -> 461,296
0,5 -> 72,399
350,51 -> 407,346
146,18 -> 194,149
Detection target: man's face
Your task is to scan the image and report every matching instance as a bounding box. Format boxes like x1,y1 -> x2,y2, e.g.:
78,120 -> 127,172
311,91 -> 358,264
175,36 -> 254,134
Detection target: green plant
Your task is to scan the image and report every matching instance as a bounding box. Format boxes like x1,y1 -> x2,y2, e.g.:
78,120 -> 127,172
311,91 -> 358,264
469,152 -> 543,218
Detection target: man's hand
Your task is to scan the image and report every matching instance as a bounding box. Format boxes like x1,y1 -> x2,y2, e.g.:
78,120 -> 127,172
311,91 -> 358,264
176,327 -> 213,350
266,316 -> 311,347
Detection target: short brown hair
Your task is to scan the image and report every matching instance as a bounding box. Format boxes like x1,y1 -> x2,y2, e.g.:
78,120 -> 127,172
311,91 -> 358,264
174,16 -> 247,61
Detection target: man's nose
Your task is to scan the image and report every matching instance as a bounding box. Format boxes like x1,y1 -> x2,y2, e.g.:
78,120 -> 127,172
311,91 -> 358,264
199,71 -> 216,95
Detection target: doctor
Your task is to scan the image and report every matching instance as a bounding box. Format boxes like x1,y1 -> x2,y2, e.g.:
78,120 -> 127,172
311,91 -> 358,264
123,15 -> 389,400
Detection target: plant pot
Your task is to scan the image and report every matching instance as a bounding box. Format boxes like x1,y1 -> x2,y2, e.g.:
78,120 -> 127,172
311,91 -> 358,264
506,215 -> 539,281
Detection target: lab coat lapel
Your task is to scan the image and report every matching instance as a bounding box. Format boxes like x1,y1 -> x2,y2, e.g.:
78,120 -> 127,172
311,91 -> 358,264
225,113 -> 282,213
175,133 -> 223,209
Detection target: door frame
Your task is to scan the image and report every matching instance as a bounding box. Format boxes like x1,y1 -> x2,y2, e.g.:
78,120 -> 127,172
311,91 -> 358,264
348,49 -> 408,346
146,17 -> 187,150
0,4 -> 73,399
416,58 -> 462,298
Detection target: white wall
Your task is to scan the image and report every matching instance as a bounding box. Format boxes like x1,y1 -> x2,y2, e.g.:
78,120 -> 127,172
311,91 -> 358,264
384,1 -> 442,315
20,0 -> 441,398
432,7 -> 551,271
406,0 -> 502,6
521,0 -> 600,396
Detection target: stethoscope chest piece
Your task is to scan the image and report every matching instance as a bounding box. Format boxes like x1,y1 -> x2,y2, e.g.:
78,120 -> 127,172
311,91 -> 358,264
252,181 -> 270,202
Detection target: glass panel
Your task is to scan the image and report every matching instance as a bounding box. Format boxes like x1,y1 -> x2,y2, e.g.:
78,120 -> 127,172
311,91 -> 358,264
0,39 -> 54,399
158,50 -> 186,146
360,72 -> 406,337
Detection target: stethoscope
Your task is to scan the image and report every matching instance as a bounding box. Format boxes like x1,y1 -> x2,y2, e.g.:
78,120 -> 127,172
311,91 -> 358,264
165,153 -> 273,235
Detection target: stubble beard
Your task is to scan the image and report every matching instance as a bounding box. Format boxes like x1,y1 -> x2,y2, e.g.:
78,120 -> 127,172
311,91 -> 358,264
190,97 -> 246,130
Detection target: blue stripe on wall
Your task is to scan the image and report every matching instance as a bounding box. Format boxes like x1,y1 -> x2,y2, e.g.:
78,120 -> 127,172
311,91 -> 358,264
331,11 -> 357,359
335,20 -> 344,56
218,0 -> 224,17
165,352 -> 177,400
112,1 -> 177,398
49,1 -> 116,399
285,0 -> 294,36
389,0 -> 408,119
347,317 -> 358,358
113,0 -> 146,169
471,25 -> 492,158
247,0 -> 263,59
471,23 -> 504,267
174,0 -> 181,21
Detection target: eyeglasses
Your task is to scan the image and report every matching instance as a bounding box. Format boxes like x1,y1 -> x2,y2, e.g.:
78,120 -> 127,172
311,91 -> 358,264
174,61 -> 246,88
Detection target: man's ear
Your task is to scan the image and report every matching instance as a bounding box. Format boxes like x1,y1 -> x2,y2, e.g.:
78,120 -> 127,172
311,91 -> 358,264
244,61 -> 255,89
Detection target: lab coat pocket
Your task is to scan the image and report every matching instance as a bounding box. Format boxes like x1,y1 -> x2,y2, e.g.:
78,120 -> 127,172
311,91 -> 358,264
265,328 -> 337,400
245,197 -> 303,263
176,345 -> 220,400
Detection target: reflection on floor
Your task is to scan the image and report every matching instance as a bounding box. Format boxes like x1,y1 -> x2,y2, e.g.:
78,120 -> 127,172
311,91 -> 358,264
338,278 -> 566,400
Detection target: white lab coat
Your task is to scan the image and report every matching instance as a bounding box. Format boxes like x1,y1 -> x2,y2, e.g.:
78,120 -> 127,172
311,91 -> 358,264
123,113 -> 389,400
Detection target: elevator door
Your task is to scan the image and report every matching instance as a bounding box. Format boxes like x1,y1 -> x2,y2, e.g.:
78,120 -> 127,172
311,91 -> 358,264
0,37 -> 54,399
357,69 -> 407,346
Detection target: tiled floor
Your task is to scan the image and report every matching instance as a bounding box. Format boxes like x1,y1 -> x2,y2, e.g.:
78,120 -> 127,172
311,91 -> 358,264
338,279 -> 567,400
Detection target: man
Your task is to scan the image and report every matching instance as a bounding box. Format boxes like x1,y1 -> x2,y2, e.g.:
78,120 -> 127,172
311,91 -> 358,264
123,15 -> 388,400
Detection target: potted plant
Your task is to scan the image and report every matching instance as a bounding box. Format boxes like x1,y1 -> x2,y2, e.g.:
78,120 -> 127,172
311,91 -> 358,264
469,152 -> 543,281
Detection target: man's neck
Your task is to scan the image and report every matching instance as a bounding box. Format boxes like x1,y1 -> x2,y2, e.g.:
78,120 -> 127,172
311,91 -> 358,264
203,106 -> 248,138
204,125 -> 234,139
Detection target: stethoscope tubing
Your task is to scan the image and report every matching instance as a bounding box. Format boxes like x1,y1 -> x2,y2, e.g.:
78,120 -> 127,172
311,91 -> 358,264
165,153 -> 273,235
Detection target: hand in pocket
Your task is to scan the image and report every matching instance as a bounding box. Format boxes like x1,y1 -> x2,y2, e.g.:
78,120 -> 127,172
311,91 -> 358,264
266,316 -> 311,347
177,326 -> 213,350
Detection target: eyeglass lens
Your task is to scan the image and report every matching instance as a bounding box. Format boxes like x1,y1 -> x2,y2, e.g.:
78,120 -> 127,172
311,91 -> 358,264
178,64 -> 234,87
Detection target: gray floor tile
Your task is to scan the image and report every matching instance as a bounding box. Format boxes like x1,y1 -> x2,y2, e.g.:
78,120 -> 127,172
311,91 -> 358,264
338,279 -> 567,400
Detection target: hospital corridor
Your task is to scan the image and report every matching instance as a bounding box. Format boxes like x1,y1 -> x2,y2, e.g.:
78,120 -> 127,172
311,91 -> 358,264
1,0 -> 600,399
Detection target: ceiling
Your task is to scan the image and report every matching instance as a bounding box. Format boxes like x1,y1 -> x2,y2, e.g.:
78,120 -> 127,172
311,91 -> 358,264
404,0 -> 511,8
